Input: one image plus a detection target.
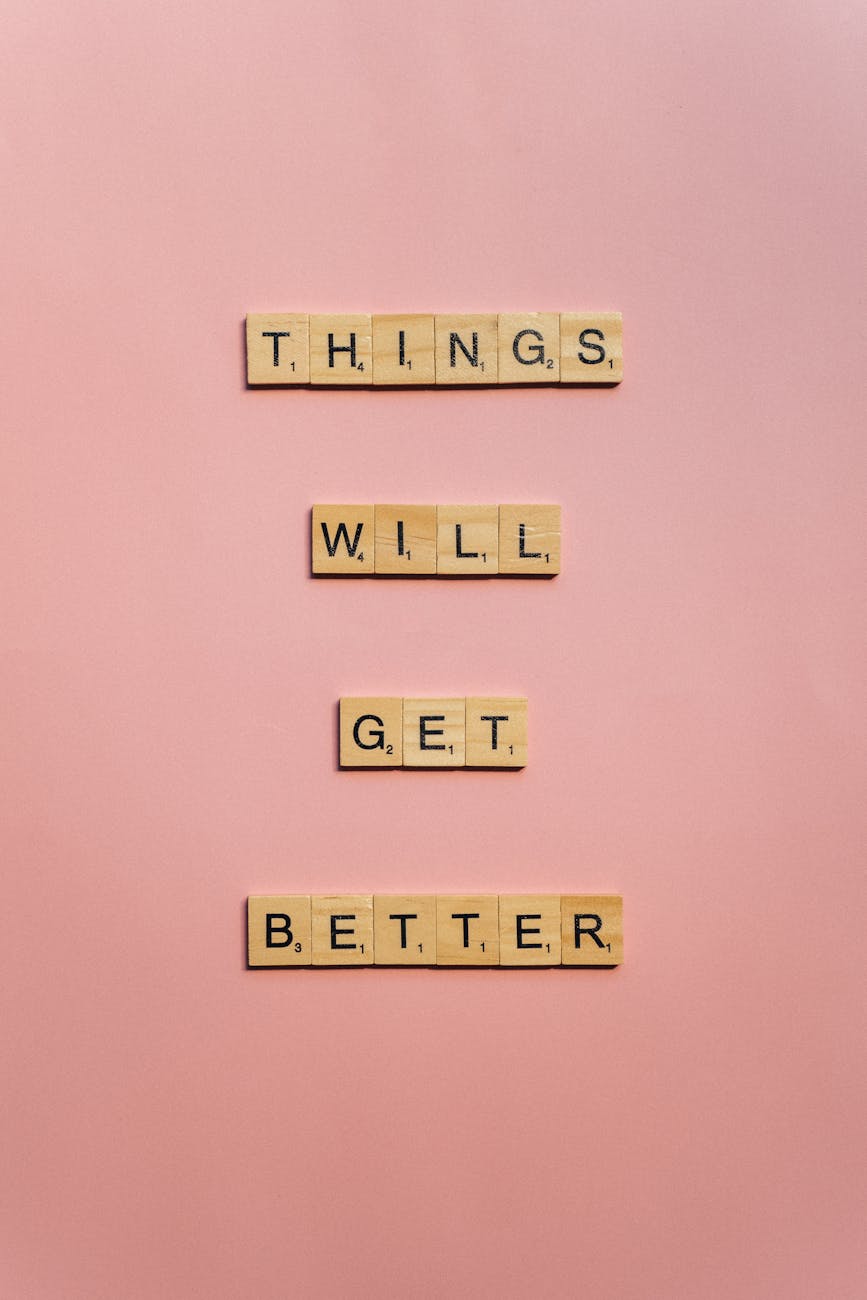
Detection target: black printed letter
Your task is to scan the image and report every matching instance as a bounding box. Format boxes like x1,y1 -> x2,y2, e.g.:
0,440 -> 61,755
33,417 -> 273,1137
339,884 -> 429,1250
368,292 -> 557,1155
266,913 -> 293,947
353,714 -> 385,750
262,331 -> 291,366
330,914 -> 357,949
512,328 -> 545,366
389,913 -> 418,948
577,328 -> 605,365
452,912 -> 480,947
574,914 -> 605,949
419,716 -> 445,750
516,914 -> 542,948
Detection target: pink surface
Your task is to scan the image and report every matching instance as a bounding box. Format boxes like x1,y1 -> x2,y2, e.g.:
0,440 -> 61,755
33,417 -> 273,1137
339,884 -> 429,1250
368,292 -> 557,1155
2,2 -> 865,1297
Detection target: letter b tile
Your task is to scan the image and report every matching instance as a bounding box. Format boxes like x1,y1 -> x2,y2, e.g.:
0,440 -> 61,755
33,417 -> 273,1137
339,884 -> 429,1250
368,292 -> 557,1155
247,895 -> 312,966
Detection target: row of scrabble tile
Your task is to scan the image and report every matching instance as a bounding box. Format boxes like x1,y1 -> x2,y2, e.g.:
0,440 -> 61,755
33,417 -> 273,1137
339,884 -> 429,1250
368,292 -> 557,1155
340,697 -> 527,768
247,312 -> 622,386
248,894 -> 623,967
314,504 -> 560,575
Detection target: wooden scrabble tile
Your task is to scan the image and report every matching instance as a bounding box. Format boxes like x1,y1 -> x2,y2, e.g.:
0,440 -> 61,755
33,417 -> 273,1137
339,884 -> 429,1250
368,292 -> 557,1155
436,505 -> 499,575
311,895 -> 374,965
246,313 -> 310,385
435,895 -> 500,965
561,895 -> 623,966
497,313 -> 560,384
312,504 -> 375,574
339,697 -> 403,767
499,895 -> 562,966
403,698 -> 465,767
372,314 -> 436,386
434,315 -> 498,385
374,504 -> 437,575
374,895 -> 437,965
559,312 -> 623,384
498,504 -> 561,576
309,314 -> 372,385
247,895 -> 312,966
465,697 -> 527,768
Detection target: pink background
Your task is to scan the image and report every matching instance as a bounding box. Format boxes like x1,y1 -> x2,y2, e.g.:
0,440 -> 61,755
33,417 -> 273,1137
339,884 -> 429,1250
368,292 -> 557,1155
2,2 -> 865,1296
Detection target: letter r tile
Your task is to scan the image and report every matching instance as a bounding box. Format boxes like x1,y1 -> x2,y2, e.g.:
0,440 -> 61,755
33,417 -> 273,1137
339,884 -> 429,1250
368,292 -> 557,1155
561,895 -> 623,965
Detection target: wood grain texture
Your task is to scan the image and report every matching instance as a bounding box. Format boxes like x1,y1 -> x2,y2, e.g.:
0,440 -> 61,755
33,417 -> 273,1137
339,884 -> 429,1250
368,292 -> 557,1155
559,312 -> 623,384
434,314 -> 498,385
247,895 -> 312,966
561,895 -> 623,965
498,504 -> 561,576
402,698 -> 466,767
311,895 -> 375,965
465,697 -> 527,768
339,697 -> 403,767
312,505 -> 375,575
497,313 -> 560,383
372,314 -> 435,385
373,895 -> 437,965
436,505 -> 499,575
246,313 -> 310,385
309,314 -> 372,385
374,504 -> 437,575
435,895 -> 500,965
498,895 -> 562,966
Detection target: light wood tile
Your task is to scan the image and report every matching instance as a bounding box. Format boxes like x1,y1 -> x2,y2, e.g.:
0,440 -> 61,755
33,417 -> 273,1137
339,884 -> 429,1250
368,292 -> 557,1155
374,504 -> 437,575
312,504 -> 375,574
403,698 -> 465,767
311,895 -> 374,965
374,895 -> 436,964
498,504 -> 561,576
434,314 -> 498,385
559,312 -> 623,384
465,697 -> 527,768
561,895 -> 623,965
435,895 -> 500,965
499,895 -> 562,966
436,505 -> 499,575
339,698 -> 403,767
309,314 -> 373,385
497,313 -> 560,383
246,313 -> 310,385
247,895 -> 312,966
372,314 -> 435,386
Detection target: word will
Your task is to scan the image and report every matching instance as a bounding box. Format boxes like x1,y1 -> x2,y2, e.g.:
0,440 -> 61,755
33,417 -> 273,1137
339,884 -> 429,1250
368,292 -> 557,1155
314,504 -> 560,576
340,697 -> 527,768
248,894 -> 623,967
246,312 -> 622,386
